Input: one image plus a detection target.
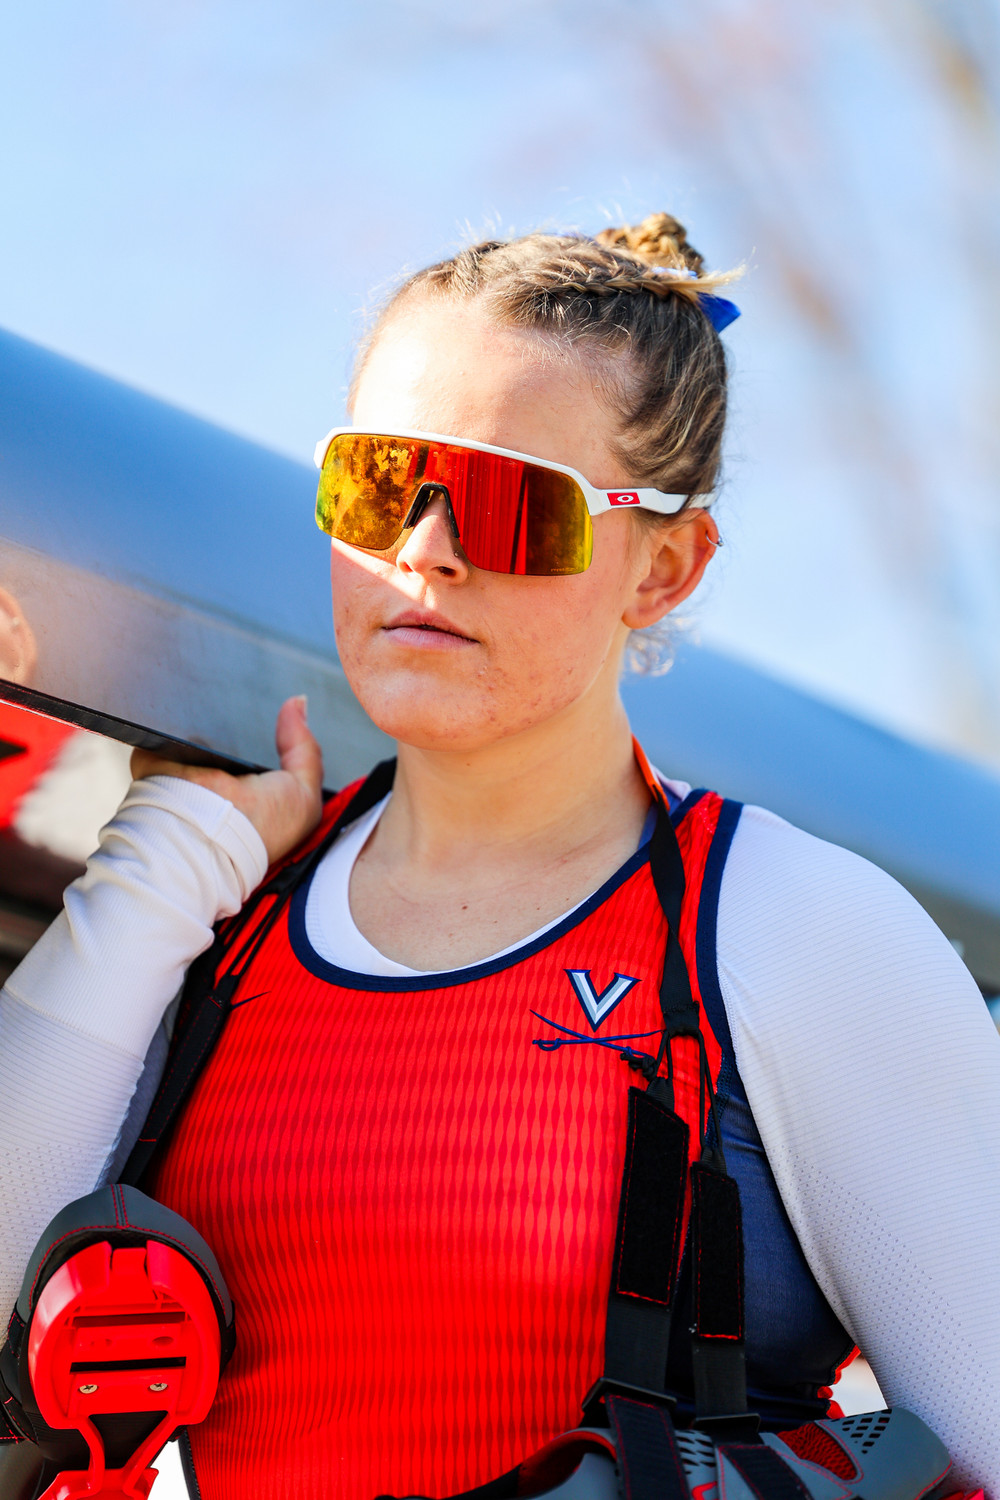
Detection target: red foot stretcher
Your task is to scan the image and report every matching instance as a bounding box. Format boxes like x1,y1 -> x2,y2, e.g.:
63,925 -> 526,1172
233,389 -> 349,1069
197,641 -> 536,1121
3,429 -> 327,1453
0,1185 -> 233,1500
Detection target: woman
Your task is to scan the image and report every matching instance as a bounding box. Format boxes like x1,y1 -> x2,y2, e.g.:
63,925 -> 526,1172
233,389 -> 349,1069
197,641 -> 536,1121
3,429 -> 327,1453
1,215 -> 998,1500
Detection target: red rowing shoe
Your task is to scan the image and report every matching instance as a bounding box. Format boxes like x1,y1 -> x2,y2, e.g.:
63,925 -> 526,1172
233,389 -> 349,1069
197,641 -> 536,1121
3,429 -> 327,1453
0,1185 -> 234,1500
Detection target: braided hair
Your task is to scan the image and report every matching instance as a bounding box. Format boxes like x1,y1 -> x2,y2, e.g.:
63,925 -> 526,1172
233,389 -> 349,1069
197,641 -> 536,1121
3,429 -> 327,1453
353,212 -> 740,505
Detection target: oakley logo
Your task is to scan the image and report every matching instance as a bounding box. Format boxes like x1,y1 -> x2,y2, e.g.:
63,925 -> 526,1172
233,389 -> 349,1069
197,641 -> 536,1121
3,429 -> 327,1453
608,491 -> 641,506
565,969 -> 640,1029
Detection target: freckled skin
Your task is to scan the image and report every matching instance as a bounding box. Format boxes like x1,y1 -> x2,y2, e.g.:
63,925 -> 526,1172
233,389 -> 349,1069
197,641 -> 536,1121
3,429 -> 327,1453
330,537 -> 634,751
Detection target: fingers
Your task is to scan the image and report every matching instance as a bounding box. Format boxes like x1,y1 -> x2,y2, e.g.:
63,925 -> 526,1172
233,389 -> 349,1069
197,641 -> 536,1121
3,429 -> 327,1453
127,699 -> 322,865
130,748 -> 232,798
131,748 -> 188,781
275,695 -> 324,801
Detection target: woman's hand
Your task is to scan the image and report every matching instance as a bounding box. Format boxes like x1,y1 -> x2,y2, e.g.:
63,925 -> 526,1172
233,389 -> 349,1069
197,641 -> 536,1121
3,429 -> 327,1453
130,695 -> 324,865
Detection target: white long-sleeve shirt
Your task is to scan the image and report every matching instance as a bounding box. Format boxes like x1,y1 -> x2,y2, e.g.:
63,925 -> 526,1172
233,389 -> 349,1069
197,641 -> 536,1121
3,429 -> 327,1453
2,774 -> 998,1491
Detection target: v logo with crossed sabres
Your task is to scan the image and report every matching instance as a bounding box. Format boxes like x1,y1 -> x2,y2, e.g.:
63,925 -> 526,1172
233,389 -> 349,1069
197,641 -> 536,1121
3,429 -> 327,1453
564,969 -> 640,1030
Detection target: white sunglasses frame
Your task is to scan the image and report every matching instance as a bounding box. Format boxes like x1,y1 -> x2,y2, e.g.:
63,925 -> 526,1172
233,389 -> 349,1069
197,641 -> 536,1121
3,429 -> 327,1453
313,427 -> 690,518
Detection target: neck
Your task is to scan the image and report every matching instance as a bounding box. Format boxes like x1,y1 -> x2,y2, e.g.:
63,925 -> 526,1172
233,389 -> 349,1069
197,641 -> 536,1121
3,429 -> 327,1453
382,686 -> 651,873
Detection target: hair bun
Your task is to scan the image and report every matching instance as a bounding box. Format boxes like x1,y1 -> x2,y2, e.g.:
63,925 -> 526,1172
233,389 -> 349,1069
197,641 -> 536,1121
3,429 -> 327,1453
595,213 -> 704,275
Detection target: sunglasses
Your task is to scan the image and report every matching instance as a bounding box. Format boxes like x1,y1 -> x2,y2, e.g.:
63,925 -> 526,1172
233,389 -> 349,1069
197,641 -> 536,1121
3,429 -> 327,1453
313,428 -> 689,577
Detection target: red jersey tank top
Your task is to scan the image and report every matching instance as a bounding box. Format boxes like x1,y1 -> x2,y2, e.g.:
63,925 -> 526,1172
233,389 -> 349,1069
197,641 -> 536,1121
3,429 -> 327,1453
150,771 -> 733,1500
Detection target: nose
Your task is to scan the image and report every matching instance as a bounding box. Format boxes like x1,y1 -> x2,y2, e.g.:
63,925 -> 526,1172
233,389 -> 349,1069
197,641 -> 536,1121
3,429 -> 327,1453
395,492 -> 470,582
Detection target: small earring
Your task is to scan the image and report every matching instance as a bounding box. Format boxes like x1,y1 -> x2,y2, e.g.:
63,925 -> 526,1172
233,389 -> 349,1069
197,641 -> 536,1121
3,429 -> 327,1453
708,534 -> 724,548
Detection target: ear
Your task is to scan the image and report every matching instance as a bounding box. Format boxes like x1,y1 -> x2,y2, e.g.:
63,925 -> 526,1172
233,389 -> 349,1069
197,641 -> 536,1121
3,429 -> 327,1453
622,509 -> 720,630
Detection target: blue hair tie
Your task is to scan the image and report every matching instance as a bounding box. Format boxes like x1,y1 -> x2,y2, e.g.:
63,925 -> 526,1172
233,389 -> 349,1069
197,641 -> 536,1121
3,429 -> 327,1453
697,294 -> 741,333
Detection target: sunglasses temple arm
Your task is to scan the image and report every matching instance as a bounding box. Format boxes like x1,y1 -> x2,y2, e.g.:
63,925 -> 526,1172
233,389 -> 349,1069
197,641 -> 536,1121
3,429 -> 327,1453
584,485 -> 689,517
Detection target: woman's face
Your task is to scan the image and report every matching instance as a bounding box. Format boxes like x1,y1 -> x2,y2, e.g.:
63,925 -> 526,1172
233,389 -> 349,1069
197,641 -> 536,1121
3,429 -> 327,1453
332,298 -> 711,753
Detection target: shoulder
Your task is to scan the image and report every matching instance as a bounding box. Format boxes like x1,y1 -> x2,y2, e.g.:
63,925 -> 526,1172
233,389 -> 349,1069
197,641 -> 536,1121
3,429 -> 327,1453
714,800 -> 993,1097
719,798 -> 953,960
721,799 -> 932,941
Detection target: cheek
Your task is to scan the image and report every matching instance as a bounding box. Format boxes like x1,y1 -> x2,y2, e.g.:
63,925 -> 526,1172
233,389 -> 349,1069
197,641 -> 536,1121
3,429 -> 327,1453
481,569 -> 628,710
328,544 -> 391,646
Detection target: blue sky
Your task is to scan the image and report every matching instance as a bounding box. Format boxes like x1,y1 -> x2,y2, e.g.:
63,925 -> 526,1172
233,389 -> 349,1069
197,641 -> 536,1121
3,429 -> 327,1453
2,0 -> 999,764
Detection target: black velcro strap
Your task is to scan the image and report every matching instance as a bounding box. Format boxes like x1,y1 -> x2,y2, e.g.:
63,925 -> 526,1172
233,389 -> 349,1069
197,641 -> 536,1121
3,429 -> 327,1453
691,1162 -> 744,1341
606,1395 -> 691,1500
613,1088 -> 689,1305
717,1444 -> 813,1500
603,1087 -> 688,1392
690,1160 -> 750,1429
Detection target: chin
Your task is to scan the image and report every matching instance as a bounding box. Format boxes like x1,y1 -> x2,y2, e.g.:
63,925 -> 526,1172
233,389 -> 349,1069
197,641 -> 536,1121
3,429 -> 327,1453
362,694 -> 506,752
341,639 -> 603,751
358,674 -> 592,755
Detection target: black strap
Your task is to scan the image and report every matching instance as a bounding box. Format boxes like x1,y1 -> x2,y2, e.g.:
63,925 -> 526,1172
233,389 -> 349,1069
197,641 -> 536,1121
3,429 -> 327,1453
119,760 -> 397,1187
590,801 -> 697,1413
716,1444 -> 814,1500
594,792 -> 757,1439
601,1088 -> 689,1395
690,1162 -> 756,1437
691,1164 -> 743,1342
647,800 -> 701,1046
606,1395 -> 691,1500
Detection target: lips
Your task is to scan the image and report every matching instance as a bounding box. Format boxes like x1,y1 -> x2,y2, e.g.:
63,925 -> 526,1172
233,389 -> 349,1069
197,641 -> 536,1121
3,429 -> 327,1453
383,608 -> 477,642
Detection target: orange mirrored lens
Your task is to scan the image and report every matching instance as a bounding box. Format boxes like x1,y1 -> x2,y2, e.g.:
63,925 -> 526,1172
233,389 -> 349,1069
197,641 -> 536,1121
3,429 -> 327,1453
315,434 -> 593,576
316,434 -> 421,550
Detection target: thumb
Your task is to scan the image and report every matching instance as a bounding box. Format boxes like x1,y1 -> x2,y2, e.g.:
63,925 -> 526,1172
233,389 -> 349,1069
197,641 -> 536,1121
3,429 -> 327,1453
275,695 -> 324,798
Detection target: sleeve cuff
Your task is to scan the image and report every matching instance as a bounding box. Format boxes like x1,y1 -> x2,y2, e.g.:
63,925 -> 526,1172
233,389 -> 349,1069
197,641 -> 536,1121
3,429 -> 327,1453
116,775 -> 269,899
